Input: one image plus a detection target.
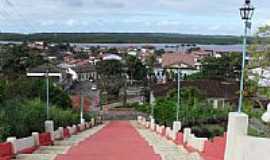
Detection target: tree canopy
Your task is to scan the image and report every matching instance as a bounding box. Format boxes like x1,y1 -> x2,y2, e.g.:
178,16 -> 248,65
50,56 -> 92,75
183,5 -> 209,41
0,44 -> 45,79
96,60 -> 124,96
126,55 -> 147,81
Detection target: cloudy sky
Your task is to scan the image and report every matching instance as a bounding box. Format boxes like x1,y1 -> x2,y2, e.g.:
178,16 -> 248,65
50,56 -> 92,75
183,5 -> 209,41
0,0 -> 269,35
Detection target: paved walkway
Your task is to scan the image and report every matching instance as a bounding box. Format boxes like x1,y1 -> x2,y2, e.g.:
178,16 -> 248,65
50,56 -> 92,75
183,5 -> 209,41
55,121 -> 161,160
134,123 -> 201,160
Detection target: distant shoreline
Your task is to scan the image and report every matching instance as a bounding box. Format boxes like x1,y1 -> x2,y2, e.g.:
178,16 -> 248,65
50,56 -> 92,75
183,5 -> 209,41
0,33 -> 249,45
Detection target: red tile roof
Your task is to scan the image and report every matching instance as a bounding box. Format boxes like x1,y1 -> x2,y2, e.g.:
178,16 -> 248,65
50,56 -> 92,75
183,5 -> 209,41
162,53 -> 196,68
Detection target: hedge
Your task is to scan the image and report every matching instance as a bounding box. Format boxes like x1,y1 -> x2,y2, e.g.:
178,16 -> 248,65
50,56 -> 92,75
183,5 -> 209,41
0,99 -> 92,142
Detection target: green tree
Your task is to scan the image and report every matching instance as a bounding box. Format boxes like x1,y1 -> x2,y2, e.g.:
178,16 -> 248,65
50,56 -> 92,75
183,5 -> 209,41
107,48 -> 119,54
96,60 -> 124,96
249,25 -> 270,68
126,55 -> 147,82
140,87 -> 230,138
145,54 -> 157,68
200,53 -> 242,80
0,78 -> 72,109
155,49 -> 165,56
0,44 -> 45,79
246,25 -> 270,104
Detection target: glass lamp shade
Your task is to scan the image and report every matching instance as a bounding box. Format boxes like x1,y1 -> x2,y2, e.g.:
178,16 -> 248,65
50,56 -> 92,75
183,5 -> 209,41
240,2 -> 255,20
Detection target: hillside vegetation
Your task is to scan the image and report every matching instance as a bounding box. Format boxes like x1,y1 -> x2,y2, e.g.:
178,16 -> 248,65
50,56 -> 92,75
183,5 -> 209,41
0,33 -> 248,44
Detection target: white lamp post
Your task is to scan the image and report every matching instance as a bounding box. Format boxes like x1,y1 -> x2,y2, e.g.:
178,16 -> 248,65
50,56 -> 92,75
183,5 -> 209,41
176,68 -> 181,121
238,0 -> 255,112
27,70 -> 62,120
145,65 -> 154,118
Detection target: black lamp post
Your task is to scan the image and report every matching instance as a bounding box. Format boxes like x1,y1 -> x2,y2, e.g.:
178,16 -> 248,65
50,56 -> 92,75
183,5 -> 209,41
238,0 -> 255,113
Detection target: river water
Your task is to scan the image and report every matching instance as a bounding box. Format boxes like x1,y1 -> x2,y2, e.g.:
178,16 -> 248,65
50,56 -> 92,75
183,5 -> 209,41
0,41 -> 243,52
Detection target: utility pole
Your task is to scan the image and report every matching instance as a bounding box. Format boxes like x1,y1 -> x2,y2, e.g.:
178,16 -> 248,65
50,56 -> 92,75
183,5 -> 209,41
80,94 -> 84,123
176,44 -> 182,121
46,69 -> 50,120
173,45 -> 182,134
79,68 -> 84,123
123,76 -> 127,107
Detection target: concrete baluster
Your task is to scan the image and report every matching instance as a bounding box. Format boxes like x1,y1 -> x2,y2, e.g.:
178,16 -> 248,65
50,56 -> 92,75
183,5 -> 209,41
150,118 -> 155,131
172,121 -> 181,140
156,124 -> 160,134
91,118 -> 95,127
6,137 -> 17,154
173,121 -> 181,134
45,120 -> 55,141
58,127 -> 64,139
165,127 -> 171,138
32,132 -> 40,146
224,112 -> 248,160
67,126 -> 72,135
72,125 -> 76,134
184,128 -> 191,144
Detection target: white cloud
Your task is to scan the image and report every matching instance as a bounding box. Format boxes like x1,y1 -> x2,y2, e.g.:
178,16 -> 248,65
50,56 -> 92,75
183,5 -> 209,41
40,20 -> 55,26
157,20 -> 181,26
66,19 -> 76,26
93,0 -> 126,9
209,25 -> 221,31
0,0 -> 269,34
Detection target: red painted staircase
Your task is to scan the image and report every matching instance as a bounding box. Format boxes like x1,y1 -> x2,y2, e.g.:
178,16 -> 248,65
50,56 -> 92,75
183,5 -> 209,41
55,121 -> 161,160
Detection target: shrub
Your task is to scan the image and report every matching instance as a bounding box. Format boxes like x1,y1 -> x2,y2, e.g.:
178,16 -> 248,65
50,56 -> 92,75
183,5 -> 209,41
50,107 -> 80,130
154,99 -> 176,127
0,79 -> 72,110
133,102 -> 151,114
0,99 -> 90,142
192,124 -> 225,138
0,112 -> 11,142
134,87 -> 230,138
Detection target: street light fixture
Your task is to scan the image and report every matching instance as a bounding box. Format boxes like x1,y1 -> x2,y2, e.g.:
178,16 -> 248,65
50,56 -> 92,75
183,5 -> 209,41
27,64 -> 62,120
238,0 -> 255,113
240,0 -> 255,21
145,65 -> 155,119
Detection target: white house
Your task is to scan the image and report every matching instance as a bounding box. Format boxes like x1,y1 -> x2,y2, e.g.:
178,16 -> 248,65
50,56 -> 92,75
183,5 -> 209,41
161,53 -> 200,81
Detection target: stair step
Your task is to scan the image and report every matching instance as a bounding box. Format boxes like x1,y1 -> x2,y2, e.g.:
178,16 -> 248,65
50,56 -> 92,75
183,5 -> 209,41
14,154 -> 56,160
34,146 -> 70,154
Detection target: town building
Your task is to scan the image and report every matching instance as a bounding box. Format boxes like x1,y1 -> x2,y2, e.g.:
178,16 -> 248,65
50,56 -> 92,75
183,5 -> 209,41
72,64 -> 98,82
161,53 -> 200,82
